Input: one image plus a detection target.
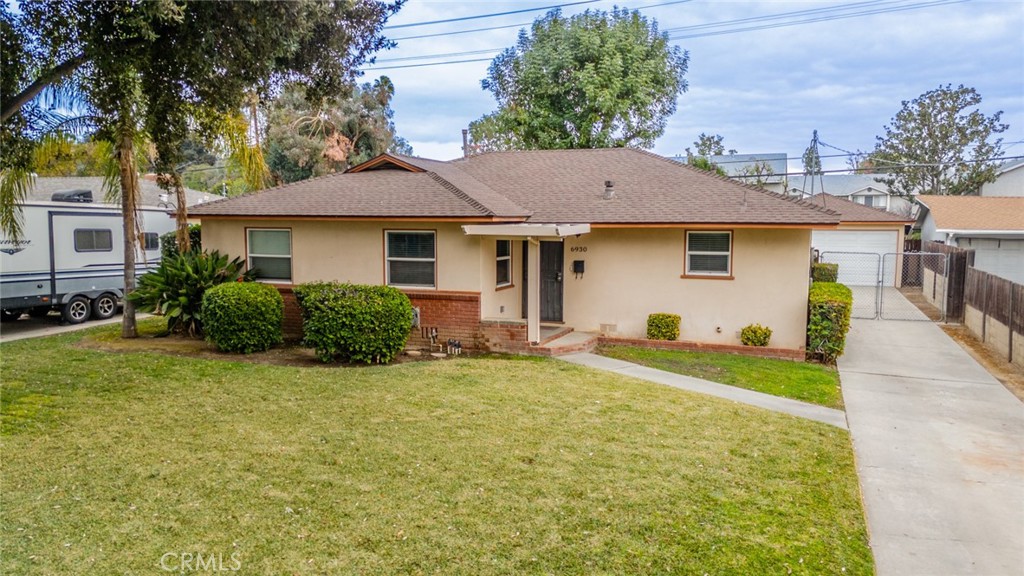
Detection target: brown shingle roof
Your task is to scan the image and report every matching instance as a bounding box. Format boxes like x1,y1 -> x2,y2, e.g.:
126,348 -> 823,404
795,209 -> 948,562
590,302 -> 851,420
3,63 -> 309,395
191,148 -> 840,225
919,196 -> 1024,231
804,193 -> 912,224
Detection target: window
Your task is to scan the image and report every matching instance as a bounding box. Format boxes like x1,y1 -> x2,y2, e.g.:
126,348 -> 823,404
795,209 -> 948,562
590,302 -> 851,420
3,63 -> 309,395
247,229 -> 292,282
74,229 -> 113,252
143,232 -> 159,251
386,230 -> 435,288
686,231 -> 732,276
496,240 -> 512,287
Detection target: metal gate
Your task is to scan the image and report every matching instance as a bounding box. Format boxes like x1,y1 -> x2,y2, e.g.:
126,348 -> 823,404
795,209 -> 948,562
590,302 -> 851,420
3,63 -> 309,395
818,251 -> 948,321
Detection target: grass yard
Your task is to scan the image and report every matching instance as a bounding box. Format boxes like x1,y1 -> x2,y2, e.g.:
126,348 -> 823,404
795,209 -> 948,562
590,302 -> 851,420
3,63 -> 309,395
599,345 -> 844,409
1,323 -> 871,575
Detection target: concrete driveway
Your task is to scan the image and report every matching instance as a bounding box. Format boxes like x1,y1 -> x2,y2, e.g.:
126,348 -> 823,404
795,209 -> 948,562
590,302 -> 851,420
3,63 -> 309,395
0,310 -> 129,343
839,318 -> 1024,575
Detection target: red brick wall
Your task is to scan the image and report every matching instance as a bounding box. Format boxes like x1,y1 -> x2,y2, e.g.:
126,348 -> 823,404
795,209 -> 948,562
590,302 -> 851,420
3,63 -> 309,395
277,287 -> 303,341
405,290 -> 482,349
480,320 -> 530,353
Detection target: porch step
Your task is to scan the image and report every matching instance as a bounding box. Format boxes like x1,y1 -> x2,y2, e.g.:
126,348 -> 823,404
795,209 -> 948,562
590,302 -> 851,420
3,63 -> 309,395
532,330 -> 600,356
538,325 -> 574,346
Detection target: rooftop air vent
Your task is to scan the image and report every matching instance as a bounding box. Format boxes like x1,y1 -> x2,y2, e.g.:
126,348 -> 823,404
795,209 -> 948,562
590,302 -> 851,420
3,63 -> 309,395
51,189 -> 93,203
603,180 -> 615,200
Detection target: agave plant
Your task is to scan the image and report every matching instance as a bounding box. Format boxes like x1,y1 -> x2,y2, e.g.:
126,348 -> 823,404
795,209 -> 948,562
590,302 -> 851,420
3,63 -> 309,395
128,250 -> 254,336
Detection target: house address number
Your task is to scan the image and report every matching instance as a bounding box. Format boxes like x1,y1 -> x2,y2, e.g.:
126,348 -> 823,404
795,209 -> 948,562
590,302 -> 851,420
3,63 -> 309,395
570,246 -> 588,253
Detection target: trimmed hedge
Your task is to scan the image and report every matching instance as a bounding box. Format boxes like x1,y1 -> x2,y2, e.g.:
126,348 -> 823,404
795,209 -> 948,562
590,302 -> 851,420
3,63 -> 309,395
812,262 -> 839,283
647,313 -> 681,341
294,282 -> 413,364
740,323 -> 773,347
202,282 -> 283,353
807,282 -> 853,363
160,224 -> 202,259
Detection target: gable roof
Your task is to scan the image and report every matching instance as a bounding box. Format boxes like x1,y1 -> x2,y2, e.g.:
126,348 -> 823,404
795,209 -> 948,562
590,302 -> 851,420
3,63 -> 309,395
803,193 -> 911,224
917,196 -> 1024,231
190,149 -> 840,226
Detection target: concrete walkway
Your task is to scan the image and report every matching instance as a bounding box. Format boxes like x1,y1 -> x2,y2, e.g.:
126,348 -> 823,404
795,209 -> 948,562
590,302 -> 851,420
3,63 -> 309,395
839,318 -> 1024,575
559,352 -> 848,429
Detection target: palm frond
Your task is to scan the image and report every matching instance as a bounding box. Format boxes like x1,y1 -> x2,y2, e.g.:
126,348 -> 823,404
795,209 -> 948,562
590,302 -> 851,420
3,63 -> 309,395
0,169 -> 35,241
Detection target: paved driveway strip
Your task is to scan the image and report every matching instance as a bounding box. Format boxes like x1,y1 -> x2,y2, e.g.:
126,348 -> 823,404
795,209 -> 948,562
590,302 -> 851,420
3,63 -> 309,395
839,318 -> 1024,576
559,352 -> 848,429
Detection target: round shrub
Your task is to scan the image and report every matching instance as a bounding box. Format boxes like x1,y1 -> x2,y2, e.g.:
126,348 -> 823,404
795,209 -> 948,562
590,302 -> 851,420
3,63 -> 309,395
647,313 -> 681,341
202,282 -> 283,353
740,323 -> 772,347
294,282 -> 413,364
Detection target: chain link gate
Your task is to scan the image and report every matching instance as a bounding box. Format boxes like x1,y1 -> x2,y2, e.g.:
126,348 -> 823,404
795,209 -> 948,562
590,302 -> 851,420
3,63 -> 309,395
818,251 -> 949,321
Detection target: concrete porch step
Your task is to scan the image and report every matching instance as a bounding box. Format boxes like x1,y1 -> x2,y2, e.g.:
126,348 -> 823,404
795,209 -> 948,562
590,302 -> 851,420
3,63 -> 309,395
532,330 -> 599,356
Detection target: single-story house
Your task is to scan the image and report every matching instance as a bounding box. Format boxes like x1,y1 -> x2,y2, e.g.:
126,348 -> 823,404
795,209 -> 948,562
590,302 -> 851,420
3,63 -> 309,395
787,174 -> 915,217
979,158 -> 1024,197
916,195 -> 1024,284
190,149 -> 841,356
804,193 -> 913,286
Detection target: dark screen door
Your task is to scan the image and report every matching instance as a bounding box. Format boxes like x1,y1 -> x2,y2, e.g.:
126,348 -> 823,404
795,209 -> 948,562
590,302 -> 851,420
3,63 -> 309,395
522,241 -> 564,322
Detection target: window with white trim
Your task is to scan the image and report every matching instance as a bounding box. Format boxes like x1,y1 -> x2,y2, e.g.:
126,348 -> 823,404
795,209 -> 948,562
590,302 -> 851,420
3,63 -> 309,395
686,231 -> 732,276
247,229 -> 292,282
496,239 -> 511,287
386,230 -> 435,288
74,229 -> 113,252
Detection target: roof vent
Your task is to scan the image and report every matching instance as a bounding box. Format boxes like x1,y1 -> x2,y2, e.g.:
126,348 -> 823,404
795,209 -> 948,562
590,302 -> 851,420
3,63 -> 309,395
603,180 -> 615,200
51,189 -> 93,203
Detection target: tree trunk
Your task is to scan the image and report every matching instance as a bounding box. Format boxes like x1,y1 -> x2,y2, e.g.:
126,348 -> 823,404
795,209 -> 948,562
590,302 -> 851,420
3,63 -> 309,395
172,172 -> 190,252
119,127 -> 140,339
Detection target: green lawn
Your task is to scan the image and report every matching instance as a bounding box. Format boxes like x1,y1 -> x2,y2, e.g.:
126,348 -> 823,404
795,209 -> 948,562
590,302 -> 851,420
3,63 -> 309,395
599,345 -> 844,409
1,324 -> 871,575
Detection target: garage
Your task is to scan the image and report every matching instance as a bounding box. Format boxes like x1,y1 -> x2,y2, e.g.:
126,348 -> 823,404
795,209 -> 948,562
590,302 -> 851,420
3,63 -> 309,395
957,237 -> 1024,284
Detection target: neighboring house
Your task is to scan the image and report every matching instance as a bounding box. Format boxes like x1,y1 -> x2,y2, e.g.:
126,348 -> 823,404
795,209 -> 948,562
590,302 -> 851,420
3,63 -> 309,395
670,153 -> 788,192
787,174 -> 915,217
916,196 -> 1024,284
190,149 -> 841,355
979,158 -> 1024,197
29,176 -> 216,208
804,193 -> 912,286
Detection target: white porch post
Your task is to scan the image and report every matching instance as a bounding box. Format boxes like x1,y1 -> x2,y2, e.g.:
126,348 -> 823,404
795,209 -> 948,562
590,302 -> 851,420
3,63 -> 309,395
527,237 -> 541,344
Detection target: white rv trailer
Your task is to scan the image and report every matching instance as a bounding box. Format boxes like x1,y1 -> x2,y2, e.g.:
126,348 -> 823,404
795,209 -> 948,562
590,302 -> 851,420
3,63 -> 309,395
0,201 -> 175,324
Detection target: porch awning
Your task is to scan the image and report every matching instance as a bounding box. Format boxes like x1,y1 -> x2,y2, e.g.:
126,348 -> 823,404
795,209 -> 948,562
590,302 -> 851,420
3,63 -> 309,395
461,223 -> 591,237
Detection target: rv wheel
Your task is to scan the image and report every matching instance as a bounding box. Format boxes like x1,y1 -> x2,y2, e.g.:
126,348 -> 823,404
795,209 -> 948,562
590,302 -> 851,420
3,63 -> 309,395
0,309 -> 22,322
92,293 -> 119,319
62,296 -> 91,324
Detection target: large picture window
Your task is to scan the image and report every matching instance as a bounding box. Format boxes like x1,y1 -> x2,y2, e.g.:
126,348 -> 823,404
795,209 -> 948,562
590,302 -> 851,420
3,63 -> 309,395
496,239 -> 511,287
247,229 -> 292,282
386,230 -> 435,288
686,231 -> 732,276
74,229 -> 113,252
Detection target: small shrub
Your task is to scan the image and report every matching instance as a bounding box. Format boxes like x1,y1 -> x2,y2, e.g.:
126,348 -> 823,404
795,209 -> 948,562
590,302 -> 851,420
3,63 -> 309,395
202,282 -> 283,353
812,262 -> 839,283
128,250 -> 252,336
294,282 -> 413,364
740,323 -> 772,347
160,224 -> 202,259
646,313 -> 681,341
807,282 -> 853,363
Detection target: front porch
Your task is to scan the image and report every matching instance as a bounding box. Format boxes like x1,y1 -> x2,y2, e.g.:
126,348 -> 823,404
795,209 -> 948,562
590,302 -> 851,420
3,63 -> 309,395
479,319 -> 599,356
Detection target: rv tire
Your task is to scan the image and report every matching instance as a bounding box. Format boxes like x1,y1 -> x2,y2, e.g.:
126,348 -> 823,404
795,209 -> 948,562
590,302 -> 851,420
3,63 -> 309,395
92,293 -> 119,319
63,296 -> 91,324
0,309 -> 22,322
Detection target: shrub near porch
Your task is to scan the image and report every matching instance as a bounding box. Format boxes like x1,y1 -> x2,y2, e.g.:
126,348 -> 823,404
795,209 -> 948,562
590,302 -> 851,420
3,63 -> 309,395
0,327 -> 871,575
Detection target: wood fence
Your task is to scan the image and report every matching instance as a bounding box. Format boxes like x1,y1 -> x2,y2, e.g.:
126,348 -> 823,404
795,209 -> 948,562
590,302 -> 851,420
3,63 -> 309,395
963,267 -> 1024,366
921,241 -> 975,322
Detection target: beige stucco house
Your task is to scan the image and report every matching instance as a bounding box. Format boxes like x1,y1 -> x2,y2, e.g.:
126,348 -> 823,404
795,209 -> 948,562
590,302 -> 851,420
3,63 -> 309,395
190,149 -> 841,356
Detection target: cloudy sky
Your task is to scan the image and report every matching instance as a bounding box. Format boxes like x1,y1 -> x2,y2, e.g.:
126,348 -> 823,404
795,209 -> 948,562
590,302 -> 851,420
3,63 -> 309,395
360,0 -> 1024,172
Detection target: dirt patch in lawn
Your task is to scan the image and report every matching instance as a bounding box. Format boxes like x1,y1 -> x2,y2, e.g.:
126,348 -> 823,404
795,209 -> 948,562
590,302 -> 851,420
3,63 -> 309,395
940,324 -> 1024,402
76,332 -> 464,368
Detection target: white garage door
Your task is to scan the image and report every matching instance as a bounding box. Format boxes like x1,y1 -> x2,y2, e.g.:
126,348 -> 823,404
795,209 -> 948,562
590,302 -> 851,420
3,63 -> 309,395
813,230 -> 899,286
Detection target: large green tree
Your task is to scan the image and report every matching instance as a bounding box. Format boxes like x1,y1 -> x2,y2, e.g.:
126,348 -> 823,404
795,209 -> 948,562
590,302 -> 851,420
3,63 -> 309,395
871,84 -> 1008,196
265,77 -> 412,184
469,8 -> 688,151
4,0 -> 402,336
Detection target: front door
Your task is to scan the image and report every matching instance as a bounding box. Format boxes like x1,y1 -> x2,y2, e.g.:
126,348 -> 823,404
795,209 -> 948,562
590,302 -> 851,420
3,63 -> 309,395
522,241 -> 564,322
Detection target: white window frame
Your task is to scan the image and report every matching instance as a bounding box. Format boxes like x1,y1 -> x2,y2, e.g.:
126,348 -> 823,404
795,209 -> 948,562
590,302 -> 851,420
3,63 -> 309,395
685,231 -> 732,277
496,239 -> 512,288
247,228 -> 292,283
385,230 -> 436,288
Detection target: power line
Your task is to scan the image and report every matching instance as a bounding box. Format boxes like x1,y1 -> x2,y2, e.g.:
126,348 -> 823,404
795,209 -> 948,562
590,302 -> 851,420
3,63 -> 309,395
383,0 -> 602,30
